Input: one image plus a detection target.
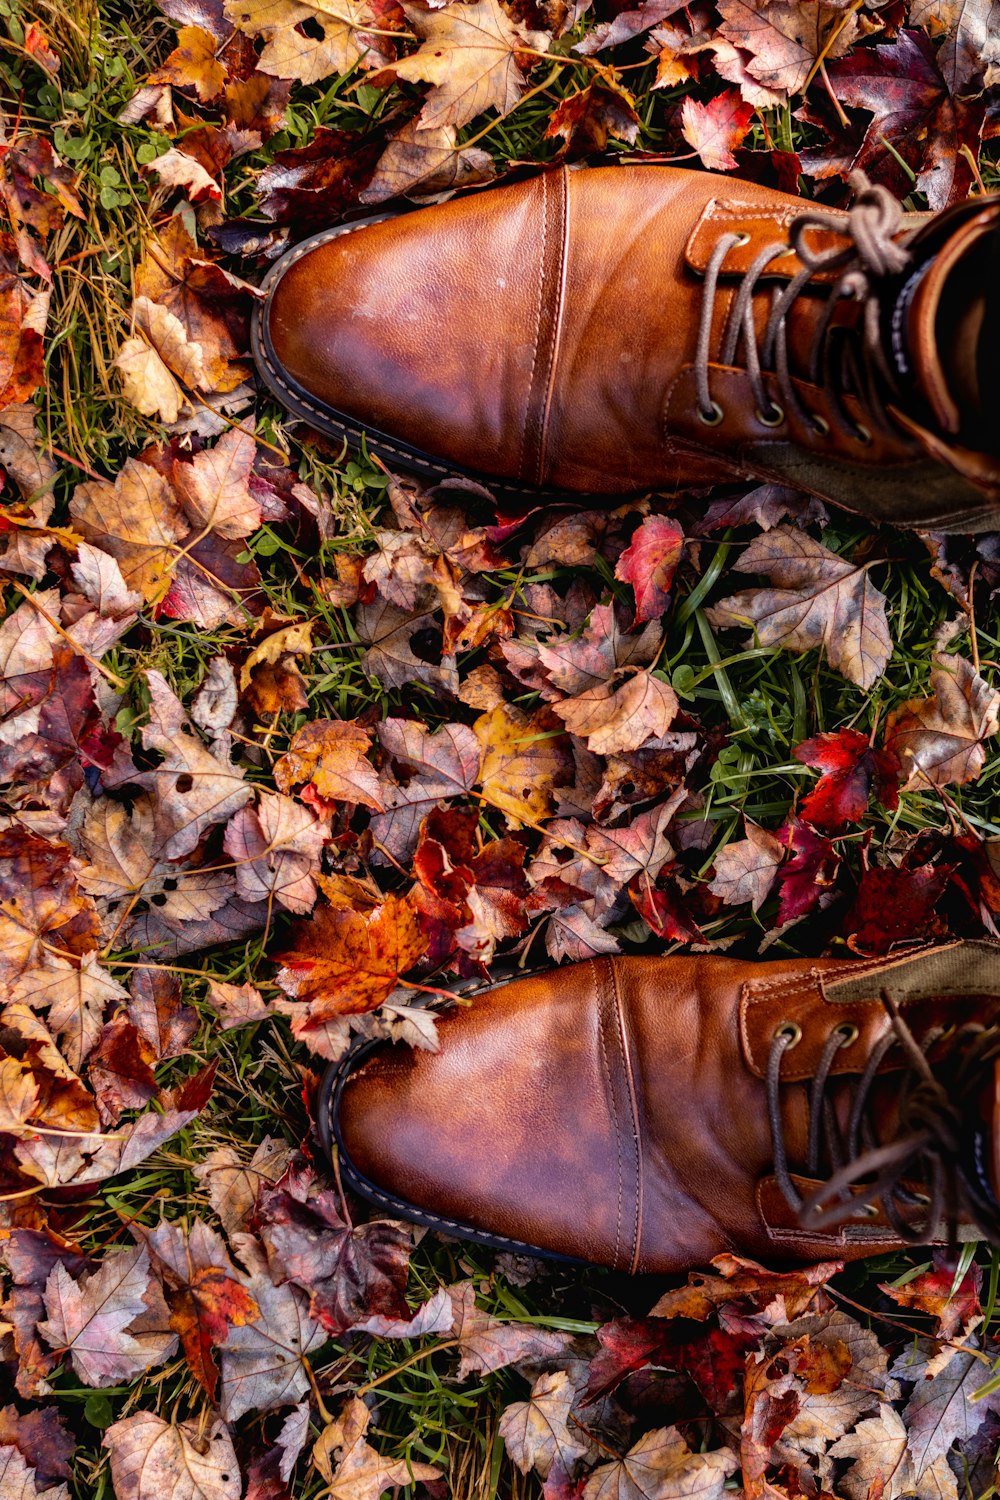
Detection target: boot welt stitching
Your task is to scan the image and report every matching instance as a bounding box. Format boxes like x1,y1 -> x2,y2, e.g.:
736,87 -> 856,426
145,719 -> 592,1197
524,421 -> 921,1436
536,167 -> 570,486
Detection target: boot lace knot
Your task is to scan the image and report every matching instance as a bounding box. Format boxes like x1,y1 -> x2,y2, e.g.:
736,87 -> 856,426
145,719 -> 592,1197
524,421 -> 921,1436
766,989 -> 1000,1245
695,171 -> 914,442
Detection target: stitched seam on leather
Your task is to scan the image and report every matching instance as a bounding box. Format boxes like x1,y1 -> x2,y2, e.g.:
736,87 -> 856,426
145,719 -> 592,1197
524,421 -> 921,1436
609,958 -> 643,1275
593,957 -> 624,1270
754,1179 -> 901,1247
536,166 -> 570,486
253,217 -> 559,503
520,173 -> 549,483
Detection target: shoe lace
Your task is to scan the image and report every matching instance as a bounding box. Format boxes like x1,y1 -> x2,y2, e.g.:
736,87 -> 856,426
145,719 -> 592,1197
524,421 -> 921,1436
766,988 -> 1000,1245
694,171 -> 915,443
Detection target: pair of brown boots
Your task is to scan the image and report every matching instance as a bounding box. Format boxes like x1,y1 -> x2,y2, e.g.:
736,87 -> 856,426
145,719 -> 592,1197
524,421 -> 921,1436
255,166 -> 1000,1271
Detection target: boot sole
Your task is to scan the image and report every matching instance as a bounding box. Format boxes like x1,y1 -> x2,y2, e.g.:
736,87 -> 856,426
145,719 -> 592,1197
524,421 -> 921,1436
251,212 -> 618,511
318,1034 -> 587,1267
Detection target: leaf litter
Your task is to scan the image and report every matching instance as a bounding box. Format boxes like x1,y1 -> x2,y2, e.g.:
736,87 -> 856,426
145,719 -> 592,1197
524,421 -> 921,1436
1,0 -> 1000,1495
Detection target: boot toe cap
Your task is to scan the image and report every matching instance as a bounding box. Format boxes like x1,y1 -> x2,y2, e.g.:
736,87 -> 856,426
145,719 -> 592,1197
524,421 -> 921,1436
330,967 -> 635,1266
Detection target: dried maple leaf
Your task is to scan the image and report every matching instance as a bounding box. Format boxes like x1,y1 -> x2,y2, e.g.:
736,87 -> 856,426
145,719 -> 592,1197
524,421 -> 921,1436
313,1396 -> 443,1499
0,279 -> 44,413
573,0 -> 685,54
880,1255 -> 980,1342
0,1447 -> 69,1500
885,653 -> 999,790
553,669 -> 679,756
144,147 -> 223,205
224,792 -> 327,914
0,1406 -> 73,1495
137,1219 -> 259,1401
357,595 -> 459,696
476,703 -> 571,826
133,670 -> 252,859
151,23 -> 228,99
536,603 -> 661,698
127,967 -> 197,1063
500,1370 -> 594,1480
370,717 -> 481,862
69,459 -> 186,605
680,89 -> 755,171
545,78 -> 640,157
582,1425 -> 737,1500
275,718 -> 382,811
0,402 -> 56,503
448,1281 -> 574,1378
39,1243 -> 177,1387
220,1235 -> 325,1421
16,1106 -> 200,1190
708,820 -> 783,912
362,118 -> 495,202
389,0 -> 550,131
103,1412 -> 241,1500
614,516 -> 684,626
225,0 -> 394,82
0,828 -> 99,984
894,1335 -> 1000,1480
844,861 -> 949,956
202,979 -> 272,1030
275,889 -> 427,1018
87,1016 -> 158,1126
696,483 -> 829,534
776,820 -> 841,924
706,527 -> 892,690
828,1406 -> 914,1500
194,1136 -> 292,1235
911,0 -> 1000,92
794,728 -> 901,831
172,418 -> 260,539
256,1156 -> 412,1333
716,0 -> 863,99
825,29 -> 981,210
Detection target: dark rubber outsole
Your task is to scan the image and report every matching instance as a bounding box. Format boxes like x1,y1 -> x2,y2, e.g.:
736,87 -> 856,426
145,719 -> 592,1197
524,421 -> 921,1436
250,210 -> 618,512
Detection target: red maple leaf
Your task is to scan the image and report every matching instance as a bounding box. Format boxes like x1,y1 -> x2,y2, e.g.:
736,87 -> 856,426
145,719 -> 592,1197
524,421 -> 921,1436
844,862 -> 951,956
794,729 -> 901,832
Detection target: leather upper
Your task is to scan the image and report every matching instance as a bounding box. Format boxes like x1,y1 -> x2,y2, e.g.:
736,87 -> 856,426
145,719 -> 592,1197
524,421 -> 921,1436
262,164 -> 1000,531
335,941 -> 1000,1273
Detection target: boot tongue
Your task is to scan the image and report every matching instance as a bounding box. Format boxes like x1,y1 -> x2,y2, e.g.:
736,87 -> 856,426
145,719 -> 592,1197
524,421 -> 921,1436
893,207 -> 1000,439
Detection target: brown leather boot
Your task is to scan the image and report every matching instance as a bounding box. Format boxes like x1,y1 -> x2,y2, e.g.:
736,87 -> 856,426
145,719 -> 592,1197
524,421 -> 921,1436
319,941 -> 1000,1272
254,165 -> 1000,533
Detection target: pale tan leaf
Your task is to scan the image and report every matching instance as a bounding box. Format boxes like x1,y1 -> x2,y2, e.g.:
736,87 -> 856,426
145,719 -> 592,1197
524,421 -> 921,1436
708,821 -> 784,911
115,336 -> 185,423
886,653 -> 1000,790
103,1412 -> 241,1500
553,669 -> 679,755
69,459 -> 186,605
500,1370 -> 593,1479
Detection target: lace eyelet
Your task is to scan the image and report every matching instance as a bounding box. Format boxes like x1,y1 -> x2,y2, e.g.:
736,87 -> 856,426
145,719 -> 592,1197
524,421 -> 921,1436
756,403 -> 785,428
910,1192 -> 932,1206
857,1202 -> 880,1219
853,422 -> 872,445
698,401 -> 725,426
733,232 -> 751,247
774,1022 -> 801,1049
810,414 -> 830,437
836,1023 -> 859,1048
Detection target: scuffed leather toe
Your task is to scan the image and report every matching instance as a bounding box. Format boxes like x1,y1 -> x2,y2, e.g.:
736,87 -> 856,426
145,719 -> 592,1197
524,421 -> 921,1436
332,964 -> 640,1268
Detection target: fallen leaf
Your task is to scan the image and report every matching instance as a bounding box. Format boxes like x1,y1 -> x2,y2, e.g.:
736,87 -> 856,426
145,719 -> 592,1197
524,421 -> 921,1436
256,1156 -> 412,1333
844,861 -> 949,956
794,728 -> 902,831
370,717 -> 481,861
203,979 -> 272,1029
224,791 -> 327,914
172,418 -> 260,539
312,1396 -> 443,1499
776,820 -> 841,924
708,821 -> 784,911
910,0 -> 1000,92
361,118 -> 495,201
220,1235 -> 325,1421
225,0 -> 395,84
69,460 -> 186,605
356,595 -> 458,696
0,1447 -> 69,1500
500,1370 -> 593,1479
716,0 -> 863,98
681,89 -> 754,171
553,670 -> 679,756
886,653 -> 1000,790
39,1244 -> 177,1387
614,516 -> 685,626
389,0 -> 550,131
194,1137 -> 292,1236
275,890 -> 428,1016
449,1282 -> 575,1378
545,78 -> 641,156
476,703 -> 570,826
706,527 -> 892,690
582,1425 -> 737,1500
103,1412 -> 241,1500
275,719 -> 383,811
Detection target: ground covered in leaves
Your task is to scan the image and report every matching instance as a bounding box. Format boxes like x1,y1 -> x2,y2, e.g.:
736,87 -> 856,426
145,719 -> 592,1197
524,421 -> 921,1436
3,0 -> 1000,1495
